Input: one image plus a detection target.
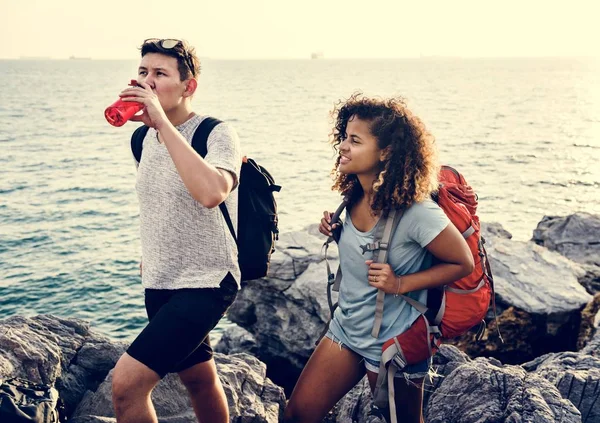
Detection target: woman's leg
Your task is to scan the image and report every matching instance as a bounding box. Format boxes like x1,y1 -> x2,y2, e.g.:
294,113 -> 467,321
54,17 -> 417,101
366,371 -> 425,423
284,337 -> 366,423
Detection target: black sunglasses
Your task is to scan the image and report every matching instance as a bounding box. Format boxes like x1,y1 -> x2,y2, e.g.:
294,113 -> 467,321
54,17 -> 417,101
143,38 -> 196,77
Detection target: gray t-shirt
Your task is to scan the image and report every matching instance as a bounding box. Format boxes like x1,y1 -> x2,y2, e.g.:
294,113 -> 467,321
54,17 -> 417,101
328,199 -> 450,361
135,115 -> 242,289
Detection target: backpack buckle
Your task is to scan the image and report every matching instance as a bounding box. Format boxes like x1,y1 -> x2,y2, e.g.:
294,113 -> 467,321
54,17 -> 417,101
359,241 -> 388,255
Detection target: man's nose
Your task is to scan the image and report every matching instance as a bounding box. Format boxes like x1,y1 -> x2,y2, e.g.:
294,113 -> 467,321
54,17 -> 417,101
139,75 -> 155,89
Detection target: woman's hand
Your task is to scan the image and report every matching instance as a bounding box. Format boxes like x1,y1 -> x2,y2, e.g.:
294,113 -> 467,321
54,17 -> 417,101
120,82 -> 168,130
319,211 -> 340,237
365,260 -> 402,295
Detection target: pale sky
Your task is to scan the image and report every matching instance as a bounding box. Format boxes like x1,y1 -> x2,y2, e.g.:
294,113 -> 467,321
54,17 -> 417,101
2,0 -> 599,60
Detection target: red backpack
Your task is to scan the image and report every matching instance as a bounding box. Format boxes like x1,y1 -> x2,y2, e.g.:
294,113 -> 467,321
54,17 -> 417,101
322,166 -> 496,422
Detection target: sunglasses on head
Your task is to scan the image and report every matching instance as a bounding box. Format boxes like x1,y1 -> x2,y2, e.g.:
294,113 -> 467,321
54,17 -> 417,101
143,38 -> 196,77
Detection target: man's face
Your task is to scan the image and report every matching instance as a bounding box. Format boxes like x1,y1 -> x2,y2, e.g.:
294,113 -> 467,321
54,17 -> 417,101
137,53 -> 189,113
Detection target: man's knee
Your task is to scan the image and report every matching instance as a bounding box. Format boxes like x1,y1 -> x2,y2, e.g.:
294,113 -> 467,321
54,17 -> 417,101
178,361 -> 219,395
112,354 -> 158,405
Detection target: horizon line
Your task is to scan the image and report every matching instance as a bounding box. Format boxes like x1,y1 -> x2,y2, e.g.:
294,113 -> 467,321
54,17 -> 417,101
3,54 -> 600,61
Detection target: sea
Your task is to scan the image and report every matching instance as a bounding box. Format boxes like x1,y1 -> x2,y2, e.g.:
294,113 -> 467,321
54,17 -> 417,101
1,57 -> 599,342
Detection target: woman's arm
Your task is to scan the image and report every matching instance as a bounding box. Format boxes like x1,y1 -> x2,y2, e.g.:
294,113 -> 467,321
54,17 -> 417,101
366,223 -> 474,295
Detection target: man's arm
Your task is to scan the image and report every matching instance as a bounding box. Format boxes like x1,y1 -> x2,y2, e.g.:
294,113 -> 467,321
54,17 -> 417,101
158,123 -> 235,208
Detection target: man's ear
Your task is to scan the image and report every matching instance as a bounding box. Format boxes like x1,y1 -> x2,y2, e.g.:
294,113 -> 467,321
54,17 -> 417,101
184,79 -> 198,97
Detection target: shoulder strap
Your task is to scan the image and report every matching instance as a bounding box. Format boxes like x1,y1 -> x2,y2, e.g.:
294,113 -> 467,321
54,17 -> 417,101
131,125 -> 150,163
191,117 -> 223,157
190,117 -> 237,244
370,209 -> 404,338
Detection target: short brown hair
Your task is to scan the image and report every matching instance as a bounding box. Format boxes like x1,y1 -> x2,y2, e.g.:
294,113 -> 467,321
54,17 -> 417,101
140,39 -> 201,81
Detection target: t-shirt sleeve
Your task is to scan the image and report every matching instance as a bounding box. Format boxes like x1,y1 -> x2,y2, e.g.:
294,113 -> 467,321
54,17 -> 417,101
205,122 -> 242,189
406,199 -> 450,247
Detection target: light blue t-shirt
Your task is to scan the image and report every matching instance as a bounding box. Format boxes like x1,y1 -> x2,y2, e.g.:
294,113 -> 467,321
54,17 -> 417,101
328,199 -> 450,361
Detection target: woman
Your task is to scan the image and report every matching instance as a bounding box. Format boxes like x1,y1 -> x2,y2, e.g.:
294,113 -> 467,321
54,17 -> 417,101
284,94 -> 474,423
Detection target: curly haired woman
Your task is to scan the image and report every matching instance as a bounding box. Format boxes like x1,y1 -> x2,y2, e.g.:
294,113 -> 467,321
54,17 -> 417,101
284,94 -> 474,423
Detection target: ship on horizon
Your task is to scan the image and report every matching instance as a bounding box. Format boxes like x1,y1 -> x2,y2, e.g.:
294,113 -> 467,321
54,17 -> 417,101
311,52 -> 324,59
69,56 -> 92,60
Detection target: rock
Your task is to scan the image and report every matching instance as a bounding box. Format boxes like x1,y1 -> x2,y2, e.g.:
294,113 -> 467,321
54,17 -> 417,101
227,226 -> 336,393
267,224 -> 333,281
579,265 -> 600,295
214,325 -> 259,356
523,351 -> 600,422
578,294 -> 600,351
425,357 -> 581,422
328,346 -> 581,423
481,222 -> 513,240
461,231 -> 594,363
532,213 -> 600,267
486,235 -> 590,315
331,346 -> 471,423
71,353 -> 285,423
0,315 -> 126,417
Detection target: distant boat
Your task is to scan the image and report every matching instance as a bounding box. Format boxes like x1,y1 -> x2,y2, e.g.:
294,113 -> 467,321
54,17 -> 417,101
311,52 -> 324,60
69,56 -> 92,60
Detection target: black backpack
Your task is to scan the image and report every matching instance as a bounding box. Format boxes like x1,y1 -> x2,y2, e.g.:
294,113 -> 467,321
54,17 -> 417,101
0,378 -> 60,423
131,117 -> 281,281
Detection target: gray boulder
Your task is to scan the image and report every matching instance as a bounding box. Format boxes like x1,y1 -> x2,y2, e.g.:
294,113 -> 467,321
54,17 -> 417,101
425,357 -> 581,422
214,325 -> 259,356
481,222 -> 513,240
578,294 -> 600,352
457,229 -> 593,364
227,226 -> 335,391
0,314 -> 125,416
331,345 -> 581,423
71,353 -> 285,423
533,213 -> 600,294
523,352 -> 600,422
532,213 -> 600,267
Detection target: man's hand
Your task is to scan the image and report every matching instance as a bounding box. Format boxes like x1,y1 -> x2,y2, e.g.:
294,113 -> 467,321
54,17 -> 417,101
120,82 -> 168,130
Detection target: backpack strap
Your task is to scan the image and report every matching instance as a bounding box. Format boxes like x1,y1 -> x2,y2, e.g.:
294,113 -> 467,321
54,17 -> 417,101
315,199 -> 348,346
369,208 -> 403,338
131,125 -> 150,163
190,117 -> 238,245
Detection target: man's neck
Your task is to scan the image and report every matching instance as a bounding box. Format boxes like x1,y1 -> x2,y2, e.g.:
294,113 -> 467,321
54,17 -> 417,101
167,105 -> 195,127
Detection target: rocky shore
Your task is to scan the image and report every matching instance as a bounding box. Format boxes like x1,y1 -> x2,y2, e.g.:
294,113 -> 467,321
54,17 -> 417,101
1,212 -> 598,422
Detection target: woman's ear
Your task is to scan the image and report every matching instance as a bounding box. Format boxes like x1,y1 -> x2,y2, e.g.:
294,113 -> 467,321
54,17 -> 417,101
184,79 -> 198,97
380,145 -> 392,162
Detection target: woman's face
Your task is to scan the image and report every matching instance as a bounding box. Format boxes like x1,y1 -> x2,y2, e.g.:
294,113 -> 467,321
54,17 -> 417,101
338,115 -> 383,176
137,53 -> 190,113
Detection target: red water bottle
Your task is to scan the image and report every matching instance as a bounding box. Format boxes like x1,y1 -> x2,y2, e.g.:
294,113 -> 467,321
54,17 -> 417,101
104,80 -> 144,127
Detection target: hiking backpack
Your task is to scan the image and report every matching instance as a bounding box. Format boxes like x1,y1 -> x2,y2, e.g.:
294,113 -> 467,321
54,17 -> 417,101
0,378 -> 60,423
322,165 -> 496,422
131,117 -> 281,281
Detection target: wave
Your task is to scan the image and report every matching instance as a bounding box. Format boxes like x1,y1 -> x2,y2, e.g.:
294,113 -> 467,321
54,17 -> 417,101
539,180 -> 599,187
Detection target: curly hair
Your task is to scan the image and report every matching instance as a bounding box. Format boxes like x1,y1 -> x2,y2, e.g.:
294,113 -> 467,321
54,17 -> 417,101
330,93 -> 440,212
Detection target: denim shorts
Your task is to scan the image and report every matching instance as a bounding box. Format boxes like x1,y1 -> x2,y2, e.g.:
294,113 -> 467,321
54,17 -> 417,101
325,330 -> 431,379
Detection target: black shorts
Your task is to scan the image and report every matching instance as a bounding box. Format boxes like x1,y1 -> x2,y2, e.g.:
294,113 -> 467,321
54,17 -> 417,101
127,273 -> 238,378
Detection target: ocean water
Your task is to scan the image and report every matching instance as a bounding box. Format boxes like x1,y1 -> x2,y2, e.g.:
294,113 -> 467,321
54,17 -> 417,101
1,58 -> 599,341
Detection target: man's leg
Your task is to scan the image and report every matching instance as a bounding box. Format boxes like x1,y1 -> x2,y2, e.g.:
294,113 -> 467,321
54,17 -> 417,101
112,353 -> 161,423
178,358 -> 228,423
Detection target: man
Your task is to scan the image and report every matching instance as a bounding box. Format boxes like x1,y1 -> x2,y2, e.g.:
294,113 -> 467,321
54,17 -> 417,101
111,39 -> 241,423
